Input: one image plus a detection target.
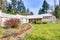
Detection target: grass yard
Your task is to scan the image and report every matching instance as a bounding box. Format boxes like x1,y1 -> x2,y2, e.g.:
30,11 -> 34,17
26,24 -> 60,40
0,27 -> 5,36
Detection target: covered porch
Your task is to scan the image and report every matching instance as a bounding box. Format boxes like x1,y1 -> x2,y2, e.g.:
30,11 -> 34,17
29,18 -> 42,23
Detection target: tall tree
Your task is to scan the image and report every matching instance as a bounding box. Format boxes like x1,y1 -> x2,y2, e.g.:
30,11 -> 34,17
10,0 -> 18,14
11,0 -> 17,9
38,8 -> 44,14
5,1 -> 9,12
17,0 -> 26,15
26,8 -> 29,13
38,0 -> 49,14
30,11 -> 33,15
0,0 -> 5,12
26,8 -> 30,15
42,0 -> 49,13
6,3 -> 12,14
55,6 -> 60,18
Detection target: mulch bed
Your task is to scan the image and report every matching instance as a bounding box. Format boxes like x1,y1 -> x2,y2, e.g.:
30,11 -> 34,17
0,26 -> 32,40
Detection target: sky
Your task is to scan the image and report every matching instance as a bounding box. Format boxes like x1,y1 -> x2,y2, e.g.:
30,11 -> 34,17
22,0 -> 59,15
8,0 -> 59,15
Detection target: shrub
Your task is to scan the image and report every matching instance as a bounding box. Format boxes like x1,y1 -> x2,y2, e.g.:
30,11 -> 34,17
42,22 -> 47,24
36,21 -> 41,24
4,18 -> 20,28
3,29 -> 17,37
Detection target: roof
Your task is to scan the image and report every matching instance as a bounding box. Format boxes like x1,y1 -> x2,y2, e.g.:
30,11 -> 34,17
0,12 -> 26,18
0,11 -> 53,19
26,13 -> 53,19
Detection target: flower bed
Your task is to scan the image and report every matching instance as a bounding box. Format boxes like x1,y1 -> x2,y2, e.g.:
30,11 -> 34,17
0,23 -> 33,40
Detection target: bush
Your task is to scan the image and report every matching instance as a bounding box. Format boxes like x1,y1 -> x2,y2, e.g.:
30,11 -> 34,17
36,21 -> 41,24
4,18 -> 20,28
3,29 -> 17,37
42,22 -> 47,24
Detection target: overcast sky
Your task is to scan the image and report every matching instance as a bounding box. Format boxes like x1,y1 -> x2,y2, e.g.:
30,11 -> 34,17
8,0 -> 59,15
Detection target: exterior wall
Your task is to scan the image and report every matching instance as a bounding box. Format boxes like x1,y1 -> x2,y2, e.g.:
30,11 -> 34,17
42,16 -> 56,23
0,16 -> 2,26
51,16 -> 56,23
28,18 -> 42,23
42,16 -> 52,23
1,17 -> 28,26
22,18 -> 28,23
1,17 -> 11,26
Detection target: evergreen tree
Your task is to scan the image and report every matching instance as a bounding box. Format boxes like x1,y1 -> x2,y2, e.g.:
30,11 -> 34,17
6,3 -> 13,14
10,0 -> 18,14
30,11 -> 33,15
17,0 -> 26,15
38,9 -> 44,14
55,6 -> 60,18
0,0 -> 4,12
26,8 -> 30,15
42,0 -> 49,13
38,0 -> 49,14
26,8 -> 29,13
5,1 -> 9,12
11,0 -> 17,9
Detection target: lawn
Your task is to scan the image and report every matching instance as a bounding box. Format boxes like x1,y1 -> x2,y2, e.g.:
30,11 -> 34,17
26,24 -> 60,40
0,27 -> 5,36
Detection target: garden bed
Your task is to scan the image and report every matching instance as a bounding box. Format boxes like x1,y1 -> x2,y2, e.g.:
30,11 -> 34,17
0,23 -> 34,40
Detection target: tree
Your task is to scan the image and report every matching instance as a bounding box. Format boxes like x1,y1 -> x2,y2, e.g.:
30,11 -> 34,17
38,9 -> 44,14
4,18 -> 20,28
30,12 -> 33,15
55,6 -> 60,18
26,8 -> 30,15
0,0 -> 4,12
26,8 -> 30,13
6,3 -> 12,14
17,0 -> 26,15
11,0 -> 17,9
42,0 -> 49,13
11,0 -> 19,14
38,0 -> 49,14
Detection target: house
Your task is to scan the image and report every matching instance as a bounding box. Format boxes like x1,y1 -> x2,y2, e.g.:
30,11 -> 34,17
0,10 -> 56,26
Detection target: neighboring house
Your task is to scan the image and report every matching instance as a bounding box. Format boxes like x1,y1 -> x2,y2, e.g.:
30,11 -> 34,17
0,10 -> 56,26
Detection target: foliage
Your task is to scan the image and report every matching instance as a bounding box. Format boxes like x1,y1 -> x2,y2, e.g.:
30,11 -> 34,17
6,3 -> 12,14
15,36 -> 25,40
0,0 -> 4,12
11,0 -> 17,9
3,29 -> 17,37
5,0 -> 27,15
17,0 -> 26,15
38,9 -> 44,14
36,21 -> 41,24
55,6 -> 60,18
42,22 -> 47,24
4,18 -> 20,28
30,11 -> 34,15
26,8 -> 34,15
26,24 -> 60,40
38,0 -> 49,14
42,0 -> 49,13
0,27 -> 5,35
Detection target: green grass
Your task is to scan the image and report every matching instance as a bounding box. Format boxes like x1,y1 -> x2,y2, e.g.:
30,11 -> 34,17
0,27 -> 5,36
26,24 -> 60,40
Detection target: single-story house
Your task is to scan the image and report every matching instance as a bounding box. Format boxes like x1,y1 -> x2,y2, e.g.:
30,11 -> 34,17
0,10 -> 56,26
